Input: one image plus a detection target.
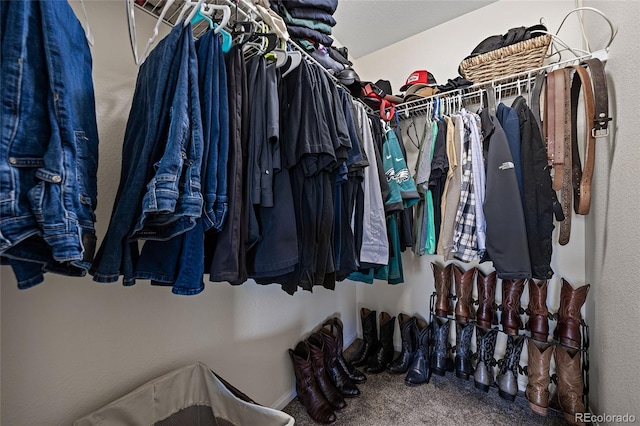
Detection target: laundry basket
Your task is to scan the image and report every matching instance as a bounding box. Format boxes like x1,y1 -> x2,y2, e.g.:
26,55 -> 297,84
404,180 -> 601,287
74,362 -> 295,426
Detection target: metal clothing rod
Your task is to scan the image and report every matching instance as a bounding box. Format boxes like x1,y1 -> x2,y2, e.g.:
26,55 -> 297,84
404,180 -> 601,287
396,51 -> 607,119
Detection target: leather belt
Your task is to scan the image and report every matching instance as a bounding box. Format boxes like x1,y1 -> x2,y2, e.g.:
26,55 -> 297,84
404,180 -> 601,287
556,68 -> 573,245
545,71 -> 556,168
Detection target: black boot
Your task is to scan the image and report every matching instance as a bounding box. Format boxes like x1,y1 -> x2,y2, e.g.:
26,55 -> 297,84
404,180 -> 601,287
323,317 -> 366,383
496,335 -> 525,401
307,333 -> 347,411
350,308 -> 378,367
455,322 -> 475,380
430,318 -> 453,376
314,330 -> 360,397
473,327 -> 499,392
405,318 -> 431,386
388,314 -> 416,374
365,312 -> 396,373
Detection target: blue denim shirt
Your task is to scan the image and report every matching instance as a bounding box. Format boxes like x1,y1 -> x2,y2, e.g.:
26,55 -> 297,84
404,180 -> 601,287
91,23 -> 203,285
1,1 -> 99,288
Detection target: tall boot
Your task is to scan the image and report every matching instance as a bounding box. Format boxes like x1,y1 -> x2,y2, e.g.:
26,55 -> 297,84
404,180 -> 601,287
430,317 -> 453,376
432,262 -> 453,317
307,334 -> 347,410
525,338 -> 553,416
388,314 -> 416,374
454,322 -> 475,380
405,318 -> 431,386
500,279 -> 525,335
473,327 -> 499,392
496,335 -> 525,401
555,346 -> 586,426
365,312 -> 396,374
476,270 -> 497,329
289,341 -> 337,424
453,265 -> 476,323
350,308 -> 378,367
314,331 -> 360,398
323,317 -> 366,383
526,279 -> 550,341
554,280 -> 590,349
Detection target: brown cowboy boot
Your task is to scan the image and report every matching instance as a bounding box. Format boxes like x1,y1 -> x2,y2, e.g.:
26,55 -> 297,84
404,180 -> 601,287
525,338 -> 554,416
289,341 -> 337,424
453,265 -> 476,323
476,269 -> 497,329
307,333 -> 347,411
554,280 -> 590,349
500,279 -> 525,335
526,279 -> 550,341
555,346 -> 586,426
432,262 -> 453,317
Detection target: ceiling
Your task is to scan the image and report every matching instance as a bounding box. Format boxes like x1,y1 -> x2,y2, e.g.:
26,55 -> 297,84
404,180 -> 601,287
332,0 -> 496,59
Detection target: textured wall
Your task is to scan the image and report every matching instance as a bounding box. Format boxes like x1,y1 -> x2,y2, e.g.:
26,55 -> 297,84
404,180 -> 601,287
583,0 -> 640,420
0,2 -> 357,425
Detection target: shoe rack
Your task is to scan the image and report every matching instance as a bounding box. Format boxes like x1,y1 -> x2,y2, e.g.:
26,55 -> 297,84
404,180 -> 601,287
427,282 -> 591,414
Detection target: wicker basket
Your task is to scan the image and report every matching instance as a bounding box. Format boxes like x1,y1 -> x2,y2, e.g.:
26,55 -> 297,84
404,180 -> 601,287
459,34 -> 552,82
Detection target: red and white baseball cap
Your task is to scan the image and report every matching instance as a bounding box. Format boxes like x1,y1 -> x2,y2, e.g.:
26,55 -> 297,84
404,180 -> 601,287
400,70 -> 437,92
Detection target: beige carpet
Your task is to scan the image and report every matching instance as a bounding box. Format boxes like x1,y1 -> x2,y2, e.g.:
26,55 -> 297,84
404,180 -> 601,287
283,341 -> 567,426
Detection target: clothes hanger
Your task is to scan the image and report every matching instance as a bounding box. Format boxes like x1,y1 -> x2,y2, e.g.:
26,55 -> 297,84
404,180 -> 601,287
137,0 -> 187,65
176,0 -> 207,27
281,43 -> 302,77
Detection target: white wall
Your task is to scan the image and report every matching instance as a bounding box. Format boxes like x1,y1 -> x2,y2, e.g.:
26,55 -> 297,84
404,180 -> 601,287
0,2 -> 357,425
350,0 -> 587,392
582,0 -> 640,420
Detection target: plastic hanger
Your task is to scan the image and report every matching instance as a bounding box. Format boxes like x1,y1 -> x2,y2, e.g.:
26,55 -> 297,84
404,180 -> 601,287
79,0 -> 94,46
136,0 -> 179,65
281,48 -> 301,77
176,0 -> 207,27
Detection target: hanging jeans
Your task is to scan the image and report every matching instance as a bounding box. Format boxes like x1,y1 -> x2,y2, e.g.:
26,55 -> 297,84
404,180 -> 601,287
90,23 -> 203,285
0,1 -> 99,288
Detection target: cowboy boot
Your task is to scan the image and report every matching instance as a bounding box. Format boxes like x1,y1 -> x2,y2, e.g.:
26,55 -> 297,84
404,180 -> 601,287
323,317 -> 366,383
555,346 -> 586,426
432,262 -> 453,317
289,341 -> 337,424
554,280 -> 590,349
455,322 -> 475,380
525,338 -> 553,416
306,334 -> 347,411
405,318 -> 432,386
500,279 -> 525,335
314,331 -> 361,398
453,265 -> 476,323
476,269 -> 498,329
388,314 -> 416,374
496,335 -> 525,401
430,317 -> 453,376
473,327 -> 499,392
365,312 -> 396,374
350,308 -> 378,367
526,279 -> 550,342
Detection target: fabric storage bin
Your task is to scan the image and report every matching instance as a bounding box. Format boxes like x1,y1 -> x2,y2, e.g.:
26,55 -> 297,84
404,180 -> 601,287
74,362 -> 295,426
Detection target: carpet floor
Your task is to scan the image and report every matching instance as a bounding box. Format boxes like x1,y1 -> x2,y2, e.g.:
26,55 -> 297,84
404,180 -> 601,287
283,340 -> 567,426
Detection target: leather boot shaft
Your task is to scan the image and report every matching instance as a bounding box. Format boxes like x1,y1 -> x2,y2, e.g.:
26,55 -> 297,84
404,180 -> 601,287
289,341 -> 337,424
351,308 -> 378,367
430,318 -> 453,376
525,338 -> 553,416
496,335 -> 525,401
388,314 -> 416,374
476,270 -> 497,329
307,334 -> 347,410
454,322 -> 475,379
405,318 -> 431,386
554,280 -> 589,349
473,327 -> 499,392
323,318 -> 366,383
526,279 -> 550,341
432,262 -> 453,317
454,265 -> 476,323
316,331 -> 360,398
555,346 -> 585,426
365,312 -> 396,374
501,279 -> 525,335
